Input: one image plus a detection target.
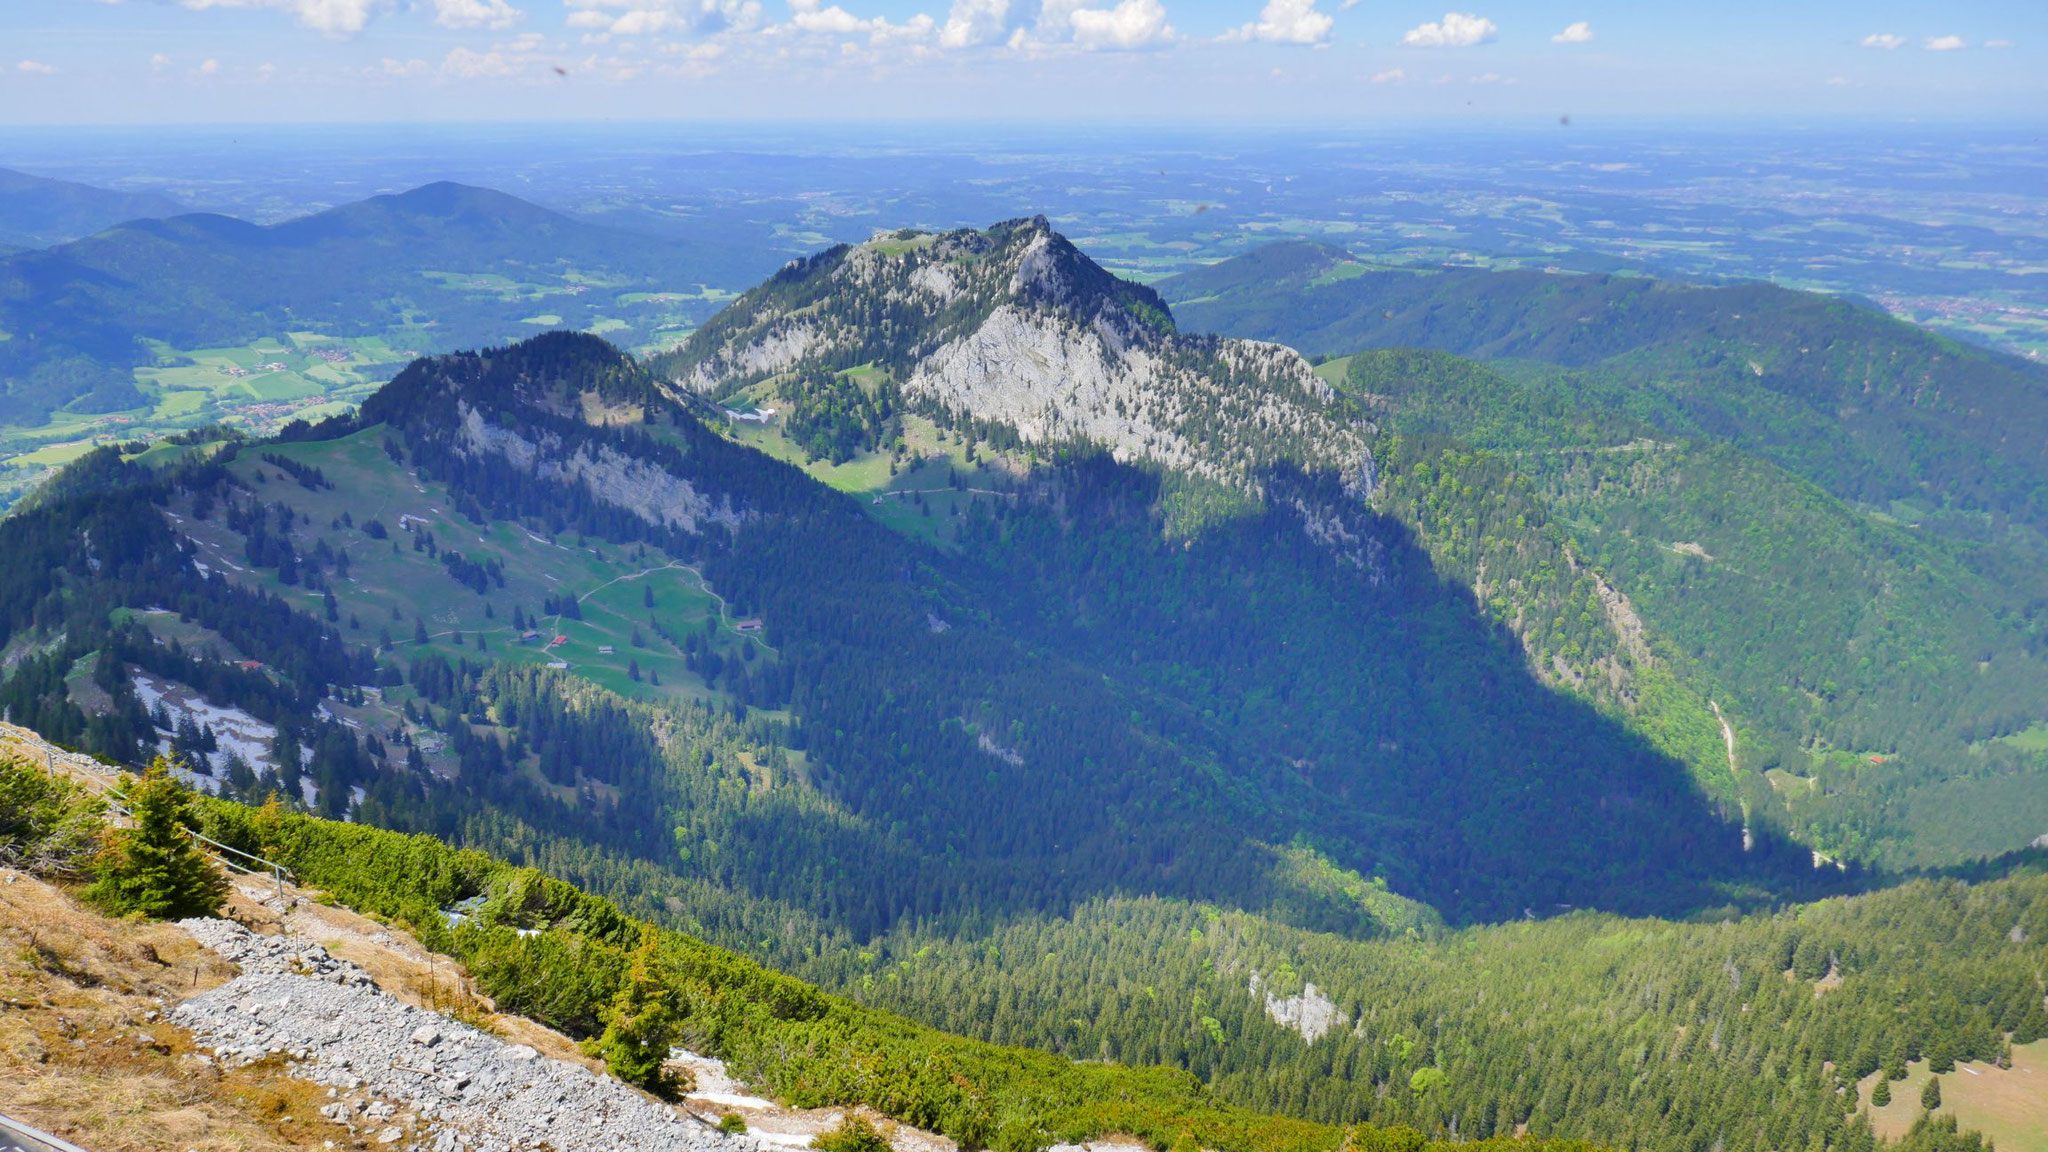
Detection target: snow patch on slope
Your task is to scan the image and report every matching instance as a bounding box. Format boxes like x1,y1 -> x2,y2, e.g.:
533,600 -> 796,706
133,672 -> 279,794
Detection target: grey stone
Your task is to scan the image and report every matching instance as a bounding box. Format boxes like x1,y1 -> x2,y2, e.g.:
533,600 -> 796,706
172,918 -> 747,1152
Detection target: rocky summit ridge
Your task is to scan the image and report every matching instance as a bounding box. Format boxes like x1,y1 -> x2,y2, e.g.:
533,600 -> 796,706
657,216 -> 1374,497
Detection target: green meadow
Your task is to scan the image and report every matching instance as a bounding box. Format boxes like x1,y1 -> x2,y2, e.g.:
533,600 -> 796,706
708,367 -> 1028,553
158,426 -> 778,732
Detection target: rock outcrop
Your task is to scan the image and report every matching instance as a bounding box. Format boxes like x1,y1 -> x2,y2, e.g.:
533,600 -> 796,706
1249,970 -> 1348,1044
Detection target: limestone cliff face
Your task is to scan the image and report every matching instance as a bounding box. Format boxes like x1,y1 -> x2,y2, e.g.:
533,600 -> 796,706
1249,970 -> 1349,1044
659,217 -> 1374,499
455,404 -> 740,535
903,302 -> 1367,492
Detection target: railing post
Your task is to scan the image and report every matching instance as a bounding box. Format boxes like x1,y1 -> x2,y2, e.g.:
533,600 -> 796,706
274,863 -> 285,903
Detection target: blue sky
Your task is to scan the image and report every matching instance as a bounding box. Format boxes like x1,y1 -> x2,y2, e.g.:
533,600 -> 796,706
1,0 -> 2041,122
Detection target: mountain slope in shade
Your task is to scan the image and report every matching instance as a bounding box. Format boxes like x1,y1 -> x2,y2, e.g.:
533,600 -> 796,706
1158,243 -> 2048,866
668,226 -> 2048,870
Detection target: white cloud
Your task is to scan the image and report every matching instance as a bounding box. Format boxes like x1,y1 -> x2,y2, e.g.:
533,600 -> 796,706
569,0 -> 765,37
442,44 -> 525,75
1924,34 -> 1965,51
1825,75 -> 1848,86
195,57 -> 221,73
610,8 -> 675,32
435,0 -> 524,30
1402,11 -> 1493,48
1370,66 -> 1403,82
177,0 -> 383,37
939,0 -> 1007,47
872,13 -> 936,41
1859,32 -> 1905,49
1984,39 -> 2013,49
1026,0 -> 1083,40
646,36 -> 726,71
782,0 -> 935,44
1223,0 -> 1332,45
150,52 -> 172,70
16,59 -> 57,74
1067,0 -> 1172,49
789,0 -> 862,34
1467,70 -> 1509,83
1550,20 -> 1590,44
381,55 -> 432,74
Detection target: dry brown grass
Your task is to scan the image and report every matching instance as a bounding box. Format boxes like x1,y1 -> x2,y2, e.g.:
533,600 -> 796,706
0,865 -> 615,1149
0,870 -> 369,1151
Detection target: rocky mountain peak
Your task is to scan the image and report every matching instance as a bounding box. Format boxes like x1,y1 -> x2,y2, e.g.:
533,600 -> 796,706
653,218 -> 1369,500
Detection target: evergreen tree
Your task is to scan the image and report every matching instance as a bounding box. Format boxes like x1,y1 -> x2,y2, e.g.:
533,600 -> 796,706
85,758 -> 227,919
1871,1079 -> 1891,1108
584,927 -> 681,1099
1920,1077 -> 1941,1112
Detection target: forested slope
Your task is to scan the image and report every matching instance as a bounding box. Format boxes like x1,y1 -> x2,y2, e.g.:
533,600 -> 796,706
818,861 -> 2048,1152
201,784 -> 2042,1152
1160,242 -> 2048,539
1154,245 -> 2048,867
0,750 -> 1579,1152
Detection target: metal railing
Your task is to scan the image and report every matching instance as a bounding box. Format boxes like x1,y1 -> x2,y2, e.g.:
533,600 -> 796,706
6,727 -> 299,901
98,782 -> 296,902
0,1111 -> 99,1152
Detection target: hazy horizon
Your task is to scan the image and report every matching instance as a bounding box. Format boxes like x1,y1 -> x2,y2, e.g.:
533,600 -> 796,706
4,0 -> 2041,123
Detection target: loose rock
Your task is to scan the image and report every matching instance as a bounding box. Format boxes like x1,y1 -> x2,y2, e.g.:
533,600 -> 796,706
173,918 -> 747,1152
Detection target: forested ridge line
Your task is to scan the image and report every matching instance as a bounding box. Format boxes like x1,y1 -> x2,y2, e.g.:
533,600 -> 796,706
795,862 -> 2047,1152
